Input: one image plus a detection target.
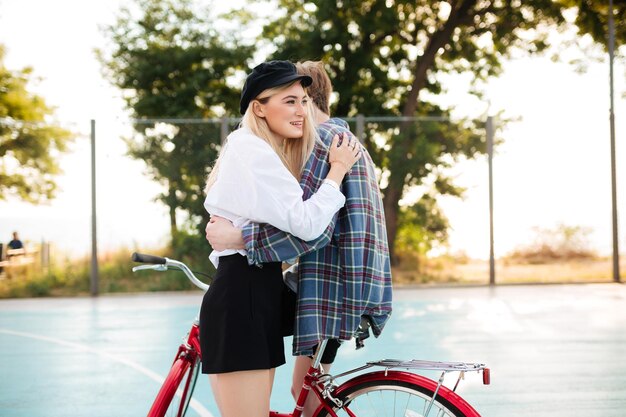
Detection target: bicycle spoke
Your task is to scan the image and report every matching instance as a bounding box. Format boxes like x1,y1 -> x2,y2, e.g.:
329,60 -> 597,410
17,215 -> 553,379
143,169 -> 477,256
403,388 -> 411,417
316,376 -> 472,417
379,390 -> 389,417
404,392 -> 422,417
393,389 -> 397,417
367,393 -> 376,411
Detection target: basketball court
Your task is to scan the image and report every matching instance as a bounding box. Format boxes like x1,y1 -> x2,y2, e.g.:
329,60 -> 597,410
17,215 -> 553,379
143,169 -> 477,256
1,283 -> 625,417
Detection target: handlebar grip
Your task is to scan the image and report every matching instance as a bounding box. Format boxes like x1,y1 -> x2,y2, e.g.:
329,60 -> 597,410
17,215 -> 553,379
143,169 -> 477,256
132,252 -> 166,265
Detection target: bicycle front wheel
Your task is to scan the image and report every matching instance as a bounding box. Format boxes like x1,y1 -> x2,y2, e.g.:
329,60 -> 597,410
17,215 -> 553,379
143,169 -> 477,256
314,370 -> 481,417
148,354 -> 201,417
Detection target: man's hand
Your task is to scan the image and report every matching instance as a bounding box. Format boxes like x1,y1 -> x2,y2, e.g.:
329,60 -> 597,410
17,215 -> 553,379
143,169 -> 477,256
205,216 -> 245,251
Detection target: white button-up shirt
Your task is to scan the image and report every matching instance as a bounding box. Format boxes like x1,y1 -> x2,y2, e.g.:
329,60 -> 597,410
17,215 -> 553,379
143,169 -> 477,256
204,127 -> 345,267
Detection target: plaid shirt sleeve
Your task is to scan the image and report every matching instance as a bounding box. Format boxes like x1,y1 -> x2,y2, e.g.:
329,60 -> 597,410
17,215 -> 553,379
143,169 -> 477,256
241,215 -> 338,265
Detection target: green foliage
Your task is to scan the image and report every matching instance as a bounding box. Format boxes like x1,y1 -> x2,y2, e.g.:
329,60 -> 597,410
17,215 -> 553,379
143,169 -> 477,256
171,230 -> 216,276
99,248 -> 200,293
560,0 -> 626,50
98,0 -> 253,239
395,194 -> 449,256
0,259 -> 90,298
260,0 -> 623,260
261,0 -> 570,259
100,0 -> 250,118
98,0 -> 624,263
0,45 -> 74,202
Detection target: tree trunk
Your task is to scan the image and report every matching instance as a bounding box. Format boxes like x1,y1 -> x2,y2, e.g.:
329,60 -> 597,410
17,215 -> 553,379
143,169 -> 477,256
383,182 -> 403,265
169,205 -> 177,238
402,0 -> 476,117
167,184 -> 178,243
384,0 -> 477,261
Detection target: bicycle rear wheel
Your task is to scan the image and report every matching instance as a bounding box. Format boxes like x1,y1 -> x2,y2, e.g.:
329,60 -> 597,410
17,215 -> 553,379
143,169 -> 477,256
313,370 -> 481,417
148,354 -> 201,417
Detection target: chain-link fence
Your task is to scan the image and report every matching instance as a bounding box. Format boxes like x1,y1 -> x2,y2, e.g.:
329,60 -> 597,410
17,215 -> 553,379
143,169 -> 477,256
1,114 -> 624,291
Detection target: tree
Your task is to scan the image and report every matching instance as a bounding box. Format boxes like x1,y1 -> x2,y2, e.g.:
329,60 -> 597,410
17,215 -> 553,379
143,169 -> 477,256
99,0 -> 625,260
563,0 -> 626,49
395,193 -> 449,258
261,0 -> 625,262
98,0 -> 253,240
0,45 -> 73,203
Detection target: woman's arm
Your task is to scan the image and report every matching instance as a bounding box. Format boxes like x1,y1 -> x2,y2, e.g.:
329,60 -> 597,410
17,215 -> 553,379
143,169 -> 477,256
205,214 -> 336,261
204,130 -> 360,241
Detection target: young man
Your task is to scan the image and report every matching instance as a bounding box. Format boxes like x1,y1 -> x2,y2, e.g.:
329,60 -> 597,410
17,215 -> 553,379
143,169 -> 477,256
8,231 -> 24,250
205,61 -> 392,416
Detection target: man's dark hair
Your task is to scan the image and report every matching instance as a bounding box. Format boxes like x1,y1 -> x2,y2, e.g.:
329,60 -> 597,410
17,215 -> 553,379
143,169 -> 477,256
296,61 -> 332,115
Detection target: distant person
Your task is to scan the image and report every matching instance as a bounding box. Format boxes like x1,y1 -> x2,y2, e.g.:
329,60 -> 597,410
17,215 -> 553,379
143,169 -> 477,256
8,231 -> 24,250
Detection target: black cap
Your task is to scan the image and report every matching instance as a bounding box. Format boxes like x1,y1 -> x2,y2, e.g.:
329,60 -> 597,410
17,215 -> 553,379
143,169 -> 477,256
239,60 -> 313,115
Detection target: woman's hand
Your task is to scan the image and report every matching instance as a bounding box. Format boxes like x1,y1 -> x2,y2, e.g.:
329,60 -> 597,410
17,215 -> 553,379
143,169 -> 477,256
329,132 -> 362,175
205,216 -> 245,251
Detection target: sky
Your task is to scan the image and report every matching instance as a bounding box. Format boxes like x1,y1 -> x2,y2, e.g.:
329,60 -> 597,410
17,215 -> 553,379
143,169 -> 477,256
0,0 -> 624,260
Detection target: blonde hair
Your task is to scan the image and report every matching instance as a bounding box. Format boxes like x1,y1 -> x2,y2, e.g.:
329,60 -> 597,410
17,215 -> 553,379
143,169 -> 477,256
205,81 -> 318,192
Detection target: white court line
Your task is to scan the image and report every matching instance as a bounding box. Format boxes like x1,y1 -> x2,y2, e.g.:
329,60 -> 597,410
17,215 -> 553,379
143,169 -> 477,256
0,328 -> 214,417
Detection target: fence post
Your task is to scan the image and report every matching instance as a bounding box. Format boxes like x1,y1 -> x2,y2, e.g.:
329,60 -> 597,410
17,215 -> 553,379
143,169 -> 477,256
608,0 -> 621,283
356,114 -> 365,141
40,240 -> 49,271
90,119 -> 99,296
487,116 -> 496,286
220,117 -> 229,144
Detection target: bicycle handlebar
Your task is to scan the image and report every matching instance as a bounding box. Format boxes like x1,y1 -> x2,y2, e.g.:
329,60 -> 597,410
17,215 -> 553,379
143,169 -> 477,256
131,252 -> 210,292
132,252 -> 166,264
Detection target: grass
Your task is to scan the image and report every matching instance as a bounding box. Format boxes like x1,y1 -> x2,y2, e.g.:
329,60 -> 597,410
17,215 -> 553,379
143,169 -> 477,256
1,247 -> 623,299
0,246 -> 209,299
392,256 -> 625,286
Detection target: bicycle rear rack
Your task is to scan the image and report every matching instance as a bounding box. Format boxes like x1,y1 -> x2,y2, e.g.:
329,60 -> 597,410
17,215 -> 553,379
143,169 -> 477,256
369,359 -> 490,416
369,359 -> 486,372
369,359 -> 490,385
331,358 -> 489,383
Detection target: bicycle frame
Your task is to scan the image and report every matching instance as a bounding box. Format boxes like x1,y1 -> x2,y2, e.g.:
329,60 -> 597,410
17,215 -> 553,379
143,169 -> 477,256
174,321 -> 202,365
147,321 -> 202,417
133,253 -> 490,417
273,339 -> 333,417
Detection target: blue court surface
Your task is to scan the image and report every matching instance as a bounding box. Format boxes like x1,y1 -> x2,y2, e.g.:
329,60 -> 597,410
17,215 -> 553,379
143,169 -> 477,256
1,283 -> 625,417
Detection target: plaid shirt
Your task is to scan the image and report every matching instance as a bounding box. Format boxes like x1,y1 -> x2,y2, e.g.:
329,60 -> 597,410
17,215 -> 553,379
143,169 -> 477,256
242,118 -> 393,356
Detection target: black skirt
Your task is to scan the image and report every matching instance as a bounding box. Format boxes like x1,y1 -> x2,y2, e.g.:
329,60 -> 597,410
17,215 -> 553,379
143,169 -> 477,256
199,254 -> 286,374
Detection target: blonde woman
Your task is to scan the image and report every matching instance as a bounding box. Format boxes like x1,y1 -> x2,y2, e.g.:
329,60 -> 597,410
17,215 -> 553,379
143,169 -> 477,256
199,60 -> 361,417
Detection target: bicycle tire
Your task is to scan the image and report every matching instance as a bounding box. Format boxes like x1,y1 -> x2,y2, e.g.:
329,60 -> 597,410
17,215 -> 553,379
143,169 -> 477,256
313,370 -> 481,417
147,354 -> 201,417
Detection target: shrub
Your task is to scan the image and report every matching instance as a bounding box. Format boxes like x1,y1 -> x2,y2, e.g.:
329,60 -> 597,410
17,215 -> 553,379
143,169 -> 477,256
504,223 -> 597,264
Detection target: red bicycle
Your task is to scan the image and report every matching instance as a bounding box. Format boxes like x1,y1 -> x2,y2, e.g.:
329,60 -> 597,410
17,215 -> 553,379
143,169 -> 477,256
132,252 -> 491,417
